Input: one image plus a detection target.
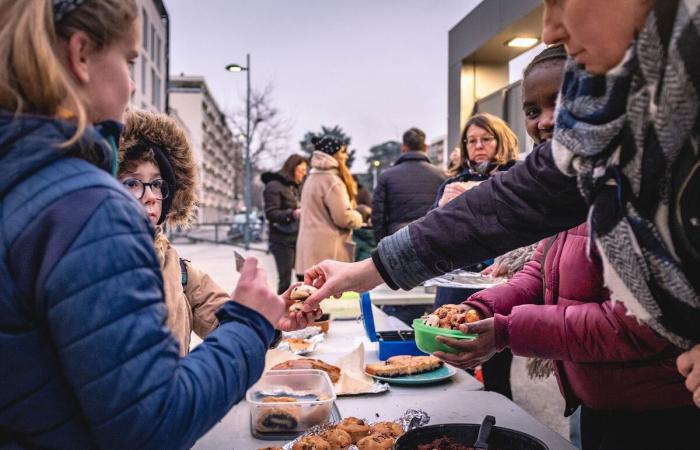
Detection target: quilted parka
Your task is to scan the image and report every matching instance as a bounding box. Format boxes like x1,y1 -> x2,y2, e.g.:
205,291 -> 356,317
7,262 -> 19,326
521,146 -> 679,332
0,112 -> 273,449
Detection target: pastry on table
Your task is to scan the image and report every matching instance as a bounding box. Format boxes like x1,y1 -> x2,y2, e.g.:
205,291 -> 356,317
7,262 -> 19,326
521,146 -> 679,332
271,358 -> 341,383
292,435 -> 331,450
356,432 -> 394,450
289,284 -> 318,312
318,427 -> 352,450
281,337 -> 313,352
365,355 -> 443,377
336,417 -> 370,443
369,421 -> 403,438
255,404 -> 300,432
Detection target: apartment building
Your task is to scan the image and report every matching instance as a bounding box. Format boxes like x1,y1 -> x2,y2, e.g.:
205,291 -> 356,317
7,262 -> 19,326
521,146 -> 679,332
169,76 -> 242,223
131,0 -> 169,113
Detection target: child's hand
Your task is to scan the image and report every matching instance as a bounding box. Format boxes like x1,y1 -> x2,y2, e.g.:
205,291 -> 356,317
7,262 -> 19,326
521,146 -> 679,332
231,257 -> 285,326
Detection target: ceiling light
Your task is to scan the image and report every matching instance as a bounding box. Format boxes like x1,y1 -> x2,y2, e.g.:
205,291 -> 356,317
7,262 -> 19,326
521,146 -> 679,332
506,37 -> 539,48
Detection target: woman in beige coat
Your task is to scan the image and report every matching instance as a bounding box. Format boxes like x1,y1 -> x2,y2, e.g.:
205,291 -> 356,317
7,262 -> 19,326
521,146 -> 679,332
120,111 -> 317,355
295,135 -> 363,275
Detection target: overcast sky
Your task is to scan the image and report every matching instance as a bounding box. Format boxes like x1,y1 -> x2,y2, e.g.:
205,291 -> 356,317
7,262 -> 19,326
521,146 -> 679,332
165,0 -> 480,170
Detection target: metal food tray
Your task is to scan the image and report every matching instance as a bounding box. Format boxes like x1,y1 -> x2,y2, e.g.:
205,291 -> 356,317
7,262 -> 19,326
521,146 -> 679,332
424,270 -> 505,289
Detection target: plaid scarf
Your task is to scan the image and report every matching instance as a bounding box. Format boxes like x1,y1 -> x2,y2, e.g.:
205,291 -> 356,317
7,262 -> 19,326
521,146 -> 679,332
552,0 -> 700,349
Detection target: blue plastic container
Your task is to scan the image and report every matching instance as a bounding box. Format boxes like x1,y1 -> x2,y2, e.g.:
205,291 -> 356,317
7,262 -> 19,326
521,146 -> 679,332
360,292 -> 426,360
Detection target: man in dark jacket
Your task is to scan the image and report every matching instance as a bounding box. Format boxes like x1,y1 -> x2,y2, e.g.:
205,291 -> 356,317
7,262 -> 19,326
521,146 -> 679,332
370,128 -> 445,324
371,127 -> 445,242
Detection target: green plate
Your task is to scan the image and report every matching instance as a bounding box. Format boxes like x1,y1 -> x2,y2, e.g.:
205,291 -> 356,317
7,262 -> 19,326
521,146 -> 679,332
364,364 -> 457,385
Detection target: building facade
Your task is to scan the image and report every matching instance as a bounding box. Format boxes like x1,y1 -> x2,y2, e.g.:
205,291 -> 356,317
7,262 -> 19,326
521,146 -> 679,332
447,0 -> 542,155
131,0 -> 169,113
428,134 -> 446,169
169,76 -> 242,223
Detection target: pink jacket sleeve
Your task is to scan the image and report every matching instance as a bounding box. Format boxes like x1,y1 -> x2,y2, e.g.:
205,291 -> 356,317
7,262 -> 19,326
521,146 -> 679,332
464,239 -> 546,321
504,299 -> 676,362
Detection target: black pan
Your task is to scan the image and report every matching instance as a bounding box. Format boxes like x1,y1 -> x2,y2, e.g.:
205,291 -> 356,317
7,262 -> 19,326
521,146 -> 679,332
394,423 -> 549,450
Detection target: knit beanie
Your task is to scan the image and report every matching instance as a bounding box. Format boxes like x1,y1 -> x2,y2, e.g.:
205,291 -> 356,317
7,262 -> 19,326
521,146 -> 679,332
312,135 -> 344,155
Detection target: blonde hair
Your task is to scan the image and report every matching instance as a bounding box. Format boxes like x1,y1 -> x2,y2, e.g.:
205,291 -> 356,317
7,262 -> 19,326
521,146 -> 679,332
461,113 -> 520,167
335,146 -> 358,204
0,0 -> 138,144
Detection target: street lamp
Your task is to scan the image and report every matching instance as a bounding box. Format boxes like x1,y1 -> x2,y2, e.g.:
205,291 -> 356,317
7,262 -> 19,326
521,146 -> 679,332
225,54 -> 252,250
372,160 -> 381,189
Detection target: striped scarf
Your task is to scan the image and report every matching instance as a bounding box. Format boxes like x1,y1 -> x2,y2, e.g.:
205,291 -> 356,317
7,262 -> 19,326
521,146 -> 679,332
552,0 -> 700,349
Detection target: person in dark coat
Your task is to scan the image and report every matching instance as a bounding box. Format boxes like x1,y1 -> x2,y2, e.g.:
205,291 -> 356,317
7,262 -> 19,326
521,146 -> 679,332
262,154 -> 307,293
371,127 -> 446,242
370,127 -> 446,324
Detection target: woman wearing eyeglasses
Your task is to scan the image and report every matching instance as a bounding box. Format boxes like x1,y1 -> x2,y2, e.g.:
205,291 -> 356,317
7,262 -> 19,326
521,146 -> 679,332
431,112 -> 521,398
118,110 -> 318,356
295,134 -> 363,278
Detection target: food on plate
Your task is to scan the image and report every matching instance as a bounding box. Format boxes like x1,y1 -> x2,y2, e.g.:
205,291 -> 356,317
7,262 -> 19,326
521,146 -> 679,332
365,355 -> 443,377
422,304 -> 480,330
281,337 -> 313,352
369,421 -> 404,438
292,435 -> 332,450
318,427 -> 353,449
336,417 -> 370,443
289,284 -> 318,312
255,403 -> 301,432
356,432 -> 394,450
271,358 -> 341,383
416,436 -> 480,450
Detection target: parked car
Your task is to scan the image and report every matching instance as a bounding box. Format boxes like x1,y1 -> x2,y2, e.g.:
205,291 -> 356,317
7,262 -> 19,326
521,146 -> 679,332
227,211 -> 264,242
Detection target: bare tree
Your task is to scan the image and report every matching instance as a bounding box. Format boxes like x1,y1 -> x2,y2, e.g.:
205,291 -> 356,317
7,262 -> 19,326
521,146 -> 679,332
227,84 -> 293,175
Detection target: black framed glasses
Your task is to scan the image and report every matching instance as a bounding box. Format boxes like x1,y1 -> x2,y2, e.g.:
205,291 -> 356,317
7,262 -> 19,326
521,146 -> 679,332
122,178 -> 170,200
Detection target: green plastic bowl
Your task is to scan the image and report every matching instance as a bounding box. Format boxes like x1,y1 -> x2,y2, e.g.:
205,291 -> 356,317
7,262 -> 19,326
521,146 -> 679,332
412,319 -> 477,354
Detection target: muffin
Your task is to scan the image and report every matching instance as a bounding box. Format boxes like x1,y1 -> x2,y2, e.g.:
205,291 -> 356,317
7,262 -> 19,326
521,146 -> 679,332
336,417 -> 370,443
356,432 -> 394,450
369,421 -> 403,438
318,427 -> 352,449
292,435 -> 331,450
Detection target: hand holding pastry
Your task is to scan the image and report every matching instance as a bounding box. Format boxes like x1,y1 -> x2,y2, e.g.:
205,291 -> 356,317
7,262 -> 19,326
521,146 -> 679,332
276,282 -> 323,332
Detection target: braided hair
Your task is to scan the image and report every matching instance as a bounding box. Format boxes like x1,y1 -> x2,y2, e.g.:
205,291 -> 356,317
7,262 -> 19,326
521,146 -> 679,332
523,44 -> 567,78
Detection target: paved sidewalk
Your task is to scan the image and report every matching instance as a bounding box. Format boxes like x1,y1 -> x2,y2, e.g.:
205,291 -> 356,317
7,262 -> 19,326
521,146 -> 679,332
174,240 -> 570,441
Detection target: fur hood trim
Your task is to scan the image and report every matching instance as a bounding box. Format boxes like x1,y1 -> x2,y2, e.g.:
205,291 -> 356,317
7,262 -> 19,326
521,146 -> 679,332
119,110 -> 197,227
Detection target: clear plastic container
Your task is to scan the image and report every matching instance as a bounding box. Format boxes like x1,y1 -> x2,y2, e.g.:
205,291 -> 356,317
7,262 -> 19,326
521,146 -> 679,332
247,369 -> 336,434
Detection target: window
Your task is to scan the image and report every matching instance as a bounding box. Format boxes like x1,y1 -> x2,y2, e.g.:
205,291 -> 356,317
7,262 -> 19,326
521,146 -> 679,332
151,69 -> 160,109
150,25 -> 156,60
156,35 -> 162,70
141,55 -> 147,94
141,8 -> 148,49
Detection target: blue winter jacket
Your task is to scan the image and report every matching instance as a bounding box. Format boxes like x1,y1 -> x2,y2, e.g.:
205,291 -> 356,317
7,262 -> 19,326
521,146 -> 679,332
0,113 -> 274,449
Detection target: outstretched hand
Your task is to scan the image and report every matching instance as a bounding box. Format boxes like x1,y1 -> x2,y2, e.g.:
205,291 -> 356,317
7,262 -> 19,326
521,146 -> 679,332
433,318 -> 501,369
276,281 -> 323,331
302,258 -> 384,312
677,344 -> 700,408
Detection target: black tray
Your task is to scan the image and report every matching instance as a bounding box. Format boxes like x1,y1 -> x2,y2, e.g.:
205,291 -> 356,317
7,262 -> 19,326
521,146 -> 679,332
394,423 -> 549,450
250,402 -> 342,441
